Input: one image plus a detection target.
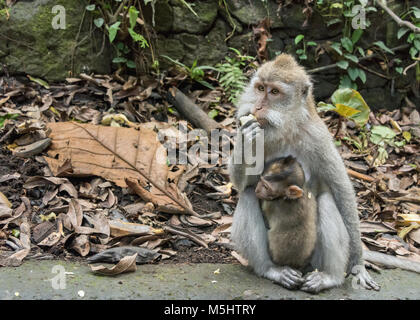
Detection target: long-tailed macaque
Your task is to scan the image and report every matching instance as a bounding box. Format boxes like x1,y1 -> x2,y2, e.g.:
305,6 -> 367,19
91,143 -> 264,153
230,54 -> 420,293
255,156 -> 317,271
229,54 -> 376,293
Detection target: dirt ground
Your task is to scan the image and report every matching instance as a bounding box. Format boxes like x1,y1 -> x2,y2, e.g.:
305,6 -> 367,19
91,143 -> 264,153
0,147 -> 236,264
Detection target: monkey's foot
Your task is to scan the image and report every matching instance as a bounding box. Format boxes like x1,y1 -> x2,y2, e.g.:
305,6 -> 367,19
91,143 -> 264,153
265,266 -> 304,290
352,266 -> 380,291
301,271 -> 339,294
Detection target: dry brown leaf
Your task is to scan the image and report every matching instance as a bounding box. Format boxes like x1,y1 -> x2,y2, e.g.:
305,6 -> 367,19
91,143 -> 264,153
109,219 -> 163,238
24,176 -> 78,198
0,191 -> 12,220
90,253 -> 137,275
231,251 -> 248,267
409,228 -> 420,246
0,219 -> 31,267
360,221 -> 395,234
44,122 -> 195,215
70,234 -> 90,256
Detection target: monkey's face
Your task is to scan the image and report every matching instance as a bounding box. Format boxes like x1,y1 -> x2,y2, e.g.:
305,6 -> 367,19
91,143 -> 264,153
251,80 -> 294,128
255,176 -> 280,200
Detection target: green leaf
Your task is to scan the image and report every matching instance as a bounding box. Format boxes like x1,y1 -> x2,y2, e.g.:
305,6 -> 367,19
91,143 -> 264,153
107,22 -> 121,43
394,140 -> 406,147
317,102 -> 336,112
126,60 -> 136,69
112,57 -> 127,63
339,75 -> 356,89
348,67 -> 358,81
27,75 -> 50,89
351,29 -> 363,45
344,53 -> 359,63
11,229 -> 20,238
411,6 -> 420,18
331,42 -> 343,55
128,28 -> 149,47
128,6 -> 139,30
326,18 -> 342,26
396,67 -> 403,74
410,47 -> 418,58
196,79 -> 215,90
331,88 -> 370,126
0,113 -> 19,128
341,37 -> 353,53
307,41 -> 317,46
371,125 -> 397,139
94,18 -> 104,28
336,60 -> 349,70
86,4 -> 95,11
373,41 -> 394,54
397,27 -> 410,39
208,109 -> 219,119
414,39 -> 420,51
357,69 -> 366,83
357,47 -> 365,57
295,34 -> 304,45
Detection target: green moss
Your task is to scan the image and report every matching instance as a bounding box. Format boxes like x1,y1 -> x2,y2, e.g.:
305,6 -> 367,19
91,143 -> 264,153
0,0 -> 110,81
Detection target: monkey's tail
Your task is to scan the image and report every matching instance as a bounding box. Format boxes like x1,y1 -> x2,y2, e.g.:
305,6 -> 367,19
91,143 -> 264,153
363,250 -> 420,273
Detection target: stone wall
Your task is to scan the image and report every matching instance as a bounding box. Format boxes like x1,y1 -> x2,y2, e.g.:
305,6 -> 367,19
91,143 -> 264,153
1,0 -> 419,110
149,0 -> 419,110
0,0 -> 111,81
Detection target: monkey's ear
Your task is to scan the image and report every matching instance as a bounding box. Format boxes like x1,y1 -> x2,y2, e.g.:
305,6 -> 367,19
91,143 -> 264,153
285,185 -> 303,199
302,81 -> 312,97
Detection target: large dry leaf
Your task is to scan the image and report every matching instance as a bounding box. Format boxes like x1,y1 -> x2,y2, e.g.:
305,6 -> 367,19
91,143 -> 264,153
43,122 -> 194,214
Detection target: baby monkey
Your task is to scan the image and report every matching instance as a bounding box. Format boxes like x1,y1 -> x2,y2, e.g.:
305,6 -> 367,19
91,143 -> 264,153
255,156 -> 317,271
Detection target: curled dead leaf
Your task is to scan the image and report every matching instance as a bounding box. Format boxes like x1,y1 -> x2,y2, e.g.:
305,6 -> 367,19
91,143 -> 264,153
90,253 -> 137,275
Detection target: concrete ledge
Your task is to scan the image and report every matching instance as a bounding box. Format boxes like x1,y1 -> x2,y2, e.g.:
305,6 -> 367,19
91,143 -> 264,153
0,260 -> 419,300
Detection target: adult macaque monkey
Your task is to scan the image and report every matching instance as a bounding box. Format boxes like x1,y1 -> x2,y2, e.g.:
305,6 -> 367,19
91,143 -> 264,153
229,54 -> 379,293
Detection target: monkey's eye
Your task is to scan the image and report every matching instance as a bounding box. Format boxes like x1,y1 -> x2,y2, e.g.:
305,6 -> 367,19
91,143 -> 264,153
257,85 -> 265,92
270,88 -> 280,95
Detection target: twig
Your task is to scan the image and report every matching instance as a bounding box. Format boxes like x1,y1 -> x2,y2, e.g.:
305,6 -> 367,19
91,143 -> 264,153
308,44 -> 410,74
347,168 -> 375,182
403,55 -> 420,75
137,0 -> 156,63
163,225 -> 208,248
167,88 -> 220,135
70,8 -> 87,75
71,122 -> 200,217
376,0 -> 420,33
357,63 -> 391,80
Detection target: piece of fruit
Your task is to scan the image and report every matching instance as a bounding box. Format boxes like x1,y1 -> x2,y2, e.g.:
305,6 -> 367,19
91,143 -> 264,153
239,114 -> 256,126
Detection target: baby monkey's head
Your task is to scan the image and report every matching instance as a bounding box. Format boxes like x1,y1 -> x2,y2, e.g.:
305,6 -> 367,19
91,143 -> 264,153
255,156 -> 305,201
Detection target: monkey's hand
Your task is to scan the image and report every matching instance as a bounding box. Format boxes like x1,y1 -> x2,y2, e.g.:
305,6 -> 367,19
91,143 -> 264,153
240,115 -> 262,145
351,265 -> 380,291
265,266 -> 304,290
